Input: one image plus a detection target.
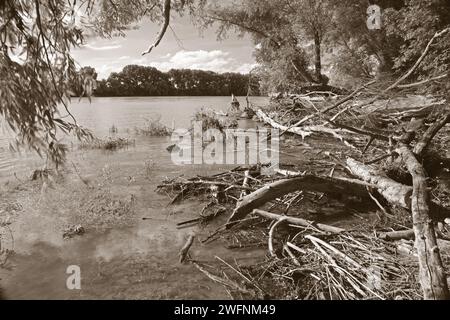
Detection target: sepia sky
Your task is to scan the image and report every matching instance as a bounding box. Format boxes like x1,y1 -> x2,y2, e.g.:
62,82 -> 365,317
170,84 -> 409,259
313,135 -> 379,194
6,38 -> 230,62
72,16 -> 258,79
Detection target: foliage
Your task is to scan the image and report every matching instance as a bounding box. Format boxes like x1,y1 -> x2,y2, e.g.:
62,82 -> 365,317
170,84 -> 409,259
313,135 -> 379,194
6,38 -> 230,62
134,115 -> 172,137
193,108 -> 237,132
79,137 -> 133,151
0,0 -> 93,165
203,0 -> 316,92
91,65 -> 254,96
71,66 -> 98,96
384,0 -> 450,93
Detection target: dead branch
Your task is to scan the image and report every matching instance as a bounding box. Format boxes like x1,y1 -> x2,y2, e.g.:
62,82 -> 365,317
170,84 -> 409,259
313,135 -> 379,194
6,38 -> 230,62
268,216 -> 287,257
226,175 -> 373,227
397,74 -> 448,89
142,0 -> 171,56
413,112 -> 450,157
192,261 -> 252,294
255,108 -> 357,148
179,234 -> 195,263
280,80 -> 376,134
385,28 -> 449,92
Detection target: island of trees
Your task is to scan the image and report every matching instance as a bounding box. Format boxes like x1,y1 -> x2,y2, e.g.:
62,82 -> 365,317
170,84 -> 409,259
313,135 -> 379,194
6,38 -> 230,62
72,66 -> 259,97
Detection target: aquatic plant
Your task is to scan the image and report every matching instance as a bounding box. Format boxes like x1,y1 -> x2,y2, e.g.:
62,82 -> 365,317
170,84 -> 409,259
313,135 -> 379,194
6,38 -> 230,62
134,116 -> 172,137
193,108 -> 238,132
79,137 -> 134,151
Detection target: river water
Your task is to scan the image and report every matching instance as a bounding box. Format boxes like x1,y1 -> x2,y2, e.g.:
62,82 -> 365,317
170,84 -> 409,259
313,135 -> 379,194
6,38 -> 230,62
0,96 -> 269,299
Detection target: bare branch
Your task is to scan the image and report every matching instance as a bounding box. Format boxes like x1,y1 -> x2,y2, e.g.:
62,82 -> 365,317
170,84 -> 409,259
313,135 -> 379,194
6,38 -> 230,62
142,0 -> 171,56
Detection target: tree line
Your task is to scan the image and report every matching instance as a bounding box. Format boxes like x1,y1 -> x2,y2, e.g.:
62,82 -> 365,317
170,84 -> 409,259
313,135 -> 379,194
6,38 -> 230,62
73,65 -> 260,97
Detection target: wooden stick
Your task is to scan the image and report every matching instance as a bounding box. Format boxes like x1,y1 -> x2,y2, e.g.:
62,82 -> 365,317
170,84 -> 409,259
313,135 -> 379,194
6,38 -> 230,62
268,217 -> 287,258
179,234 -> 195,263
192,261 -> 252,294
305,235 -> 362,269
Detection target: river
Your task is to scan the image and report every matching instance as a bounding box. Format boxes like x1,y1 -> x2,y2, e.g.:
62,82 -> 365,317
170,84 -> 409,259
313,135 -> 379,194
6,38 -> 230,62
0,96 -> 269,299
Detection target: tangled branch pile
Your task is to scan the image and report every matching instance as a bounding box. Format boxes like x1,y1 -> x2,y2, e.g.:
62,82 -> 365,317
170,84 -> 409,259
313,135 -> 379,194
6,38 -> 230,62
158,29 -> 450,300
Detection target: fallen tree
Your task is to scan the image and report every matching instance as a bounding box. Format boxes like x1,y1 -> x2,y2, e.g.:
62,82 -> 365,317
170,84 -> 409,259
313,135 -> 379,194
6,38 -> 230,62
226,174 -> 375,227
346,158 -> 450,221
396,144 -> 450,299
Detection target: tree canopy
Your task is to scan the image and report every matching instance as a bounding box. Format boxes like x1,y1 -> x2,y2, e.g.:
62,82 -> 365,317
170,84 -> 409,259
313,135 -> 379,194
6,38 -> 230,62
87,65 -> 255,96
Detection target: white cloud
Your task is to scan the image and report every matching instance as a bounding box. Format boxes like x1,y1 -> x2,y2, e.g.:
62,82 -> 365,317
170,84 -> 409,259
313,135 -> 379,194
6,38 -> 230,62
94,50 -> 256,79
148,50 -> 254,74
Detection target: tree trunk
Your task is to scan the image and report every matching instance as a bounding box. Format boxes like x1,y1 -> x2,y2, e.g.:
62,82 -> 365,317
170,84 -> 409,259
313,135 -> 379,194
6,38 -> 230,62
313,32 -> 323,84
226,175 -> 373,227
346,158 -> 450,221
396,145 -> 450,300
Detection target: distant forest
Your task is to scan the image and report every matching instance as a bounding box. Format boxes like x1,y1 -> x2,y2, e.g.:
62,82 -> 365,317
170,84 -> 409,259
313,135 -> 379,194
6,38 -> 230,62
73,65 -> 261,97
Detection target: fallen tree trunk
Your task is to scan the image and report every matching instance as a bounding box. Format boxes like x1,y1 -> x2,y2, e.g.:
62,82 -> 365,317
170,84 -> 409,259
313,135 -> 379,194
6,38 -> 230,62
226,175 -> 372,227
346,158 -> 450,220
395,144 -> 450,299
346,158 -> 412,208
253,209 -> 345,234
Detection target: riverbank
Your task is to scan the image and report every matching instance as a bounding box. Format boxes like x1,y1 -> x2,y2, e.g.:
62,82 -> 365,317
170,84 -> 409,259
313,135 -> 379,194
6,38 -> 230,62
1,93 -> 449,299
156,91 -> 450,299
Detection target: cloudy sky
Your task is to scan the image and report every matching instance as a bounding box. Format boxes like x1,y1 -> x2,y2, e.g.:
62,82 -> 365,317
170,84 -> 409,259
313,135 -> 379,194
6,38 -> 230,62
72,16 -> 258,79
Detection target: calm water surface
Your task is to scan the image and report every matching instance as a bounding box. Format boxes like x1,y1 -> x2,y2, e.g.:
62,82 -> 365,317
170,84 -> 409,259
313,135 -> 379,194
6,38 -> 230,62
0,96 -> 269,299
0,96 -> 268,178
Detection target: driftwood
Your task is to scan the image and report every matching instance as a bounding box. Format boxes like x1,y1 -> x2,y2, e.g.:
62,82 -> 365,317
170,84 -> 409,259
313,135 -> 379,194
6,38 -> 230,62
346,158 -> 450,220
396,144 -> 450,299
226,175 -> 374,227
279,80 -> 376,134
346,158 -> 412,208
